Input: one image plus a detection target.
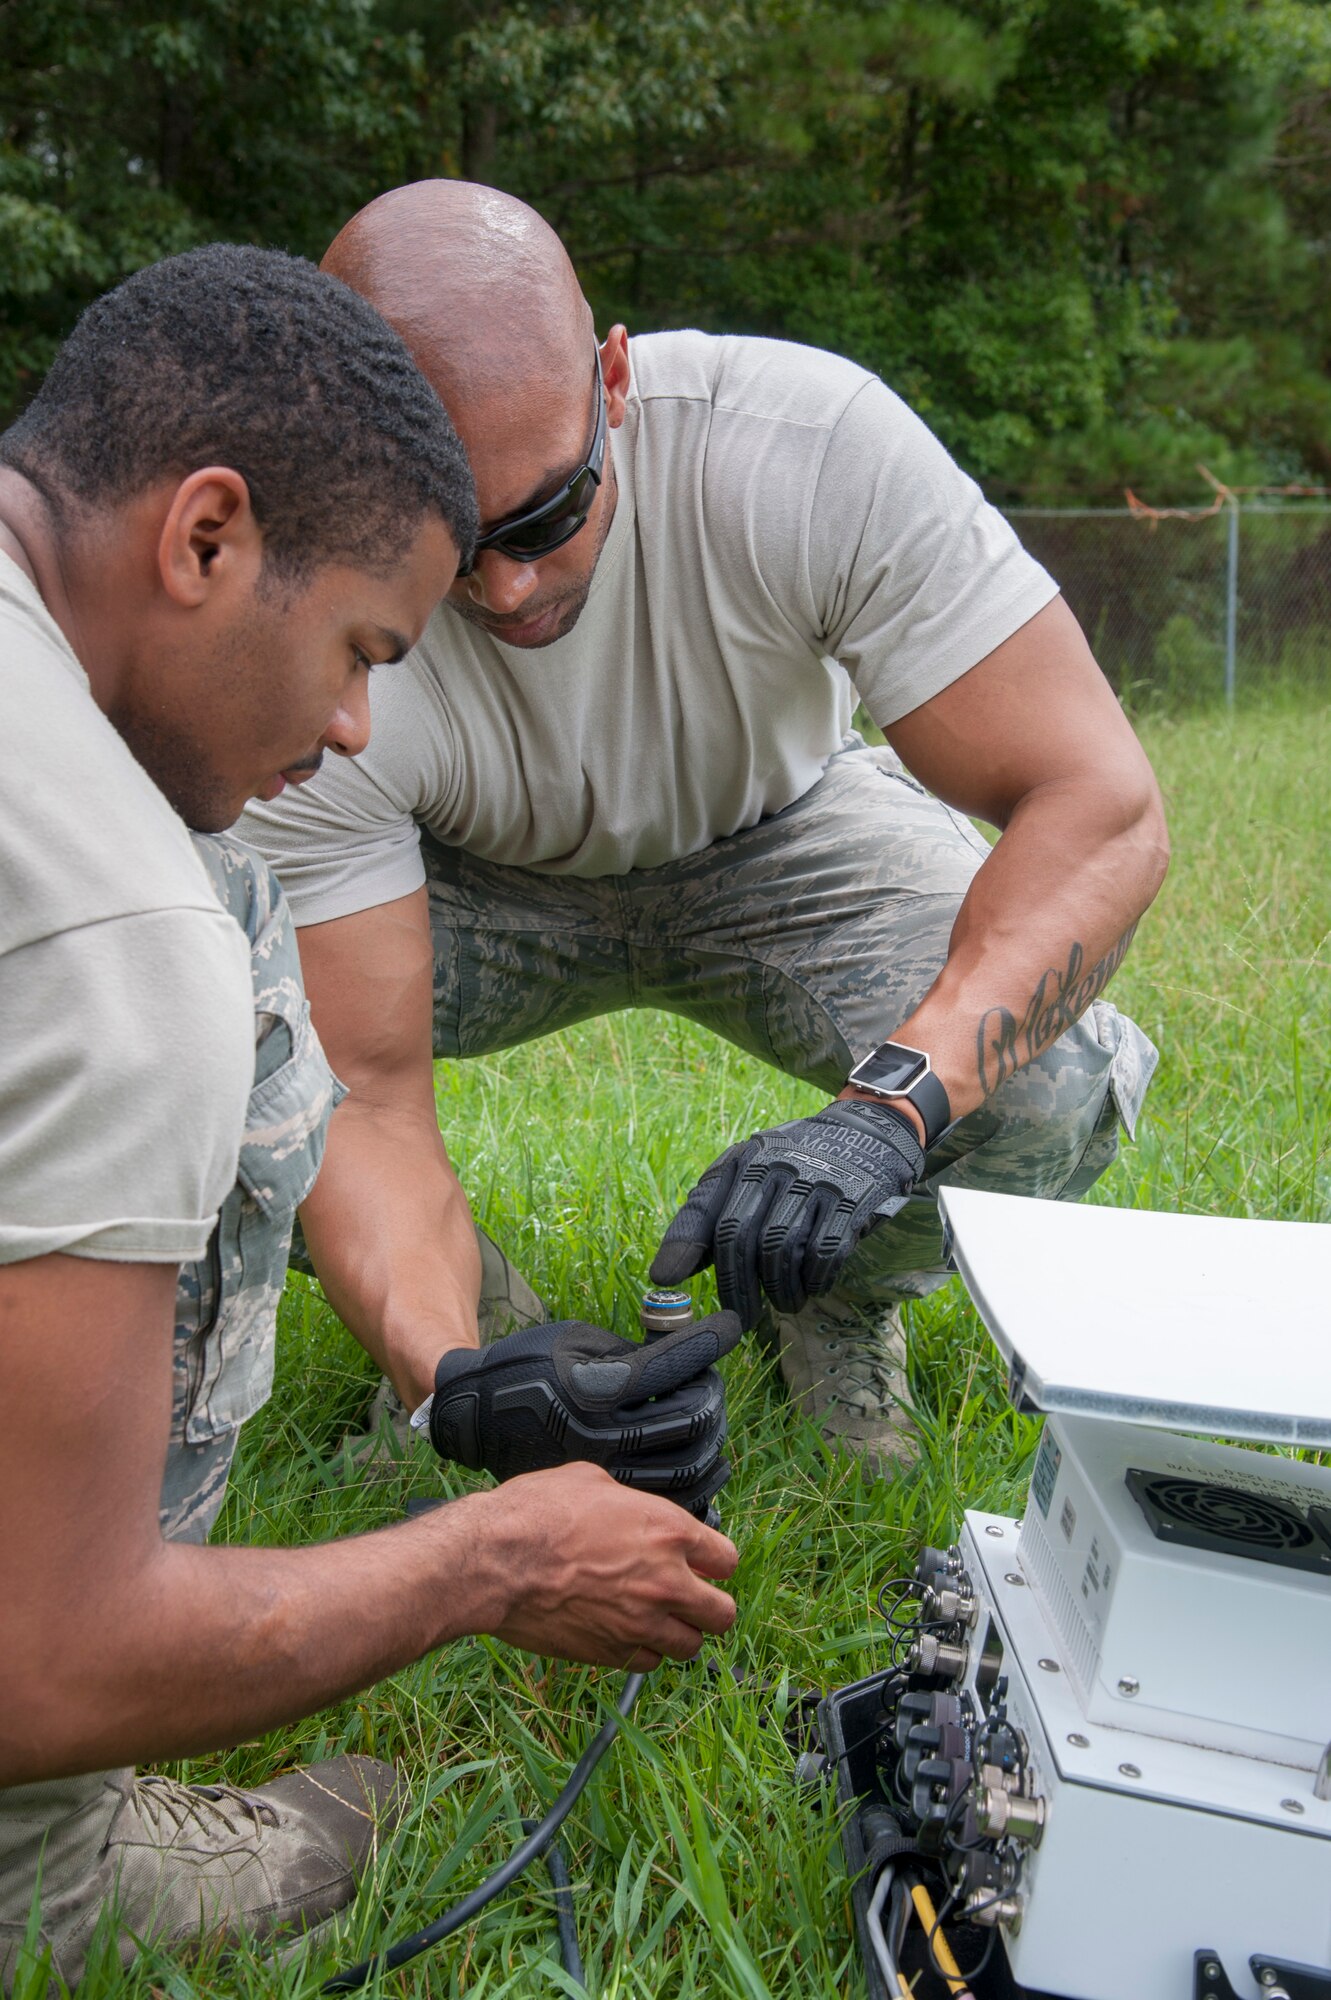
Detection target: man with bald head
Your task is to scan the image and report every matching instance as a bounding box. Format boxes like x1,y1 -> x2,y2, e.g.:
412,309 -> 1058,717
242,179 -> 1168,1476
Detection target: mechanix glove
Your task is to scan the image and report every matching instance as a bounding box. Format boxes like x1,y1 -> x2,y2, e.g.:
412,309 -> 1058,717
428,1312 -> 743,1516
651,1100 -> 925,1330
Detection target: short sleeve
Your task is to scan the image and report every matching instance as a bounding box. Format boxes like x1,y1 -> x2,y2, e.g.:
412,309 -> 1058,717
808,376 -> 1060,724
0,908 -> 252,1264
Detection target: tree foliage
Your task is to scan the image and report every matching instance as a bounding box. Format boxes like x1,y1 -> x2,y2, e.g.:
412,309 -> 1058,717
3,0 -> 1329,499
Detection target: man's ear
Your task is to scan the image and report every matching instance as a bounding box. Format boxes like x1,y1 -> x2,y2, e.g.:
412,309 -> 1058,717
156,467 -> 263,608
599,324 -> 632,430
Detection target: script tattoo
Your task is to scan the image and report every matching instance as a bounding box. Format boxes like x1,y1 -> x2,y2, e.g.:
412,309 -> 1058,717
976,926 -> 1138,1095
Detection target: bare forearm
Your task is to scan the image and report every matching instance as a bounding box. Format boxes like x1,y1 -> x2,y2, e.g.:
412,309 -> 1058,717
2,1496 -> 505,1783
890,774 -> 1167,1118
301,1098 -> 482,1408
855,597 -> 1170,1124
0,1257 -> 740,1786
295,893 -> 483,1406
3,1462 -> 739,1785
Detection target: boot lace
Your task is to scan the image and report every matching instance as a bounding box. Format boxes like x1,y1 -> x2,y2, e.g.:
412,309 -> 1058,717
807,1299 -> 907,1411
133,1774 -> 280,1839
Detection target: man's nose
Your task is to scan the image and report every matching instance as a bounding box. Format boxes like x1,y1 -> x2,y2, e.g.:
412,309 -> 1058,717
322,671 -> 372,760
462,550 -> 542,615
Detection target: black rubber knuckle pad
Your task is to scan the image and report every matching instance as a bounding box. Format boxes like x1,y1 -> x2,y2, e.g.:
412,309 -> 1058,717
428,1315 -> 738,1513
568,1356 -> 635,1404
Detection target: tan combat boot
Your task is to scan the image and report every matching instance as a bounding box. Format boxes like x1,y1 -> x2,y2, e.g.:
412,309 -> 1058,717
473,1221 -> 548,1344
1,1756 -> 404,1993
772,1291 -> 919,1476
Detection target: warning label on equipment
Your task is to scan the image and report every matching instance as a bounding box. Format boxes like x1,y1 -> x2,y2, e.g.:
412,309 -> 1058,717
1032,1427 -> 1061,1519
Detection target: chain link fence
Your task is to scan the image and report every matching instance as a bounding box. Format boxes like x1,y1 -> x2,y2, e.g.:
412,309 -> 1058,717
1006,505 -> 1331,709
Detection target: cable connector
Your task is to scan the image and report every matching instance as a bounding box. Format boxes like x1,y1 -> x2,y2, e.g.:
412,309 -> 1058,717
973,1781 -> 1045,1847
909,1633 -> 970,1681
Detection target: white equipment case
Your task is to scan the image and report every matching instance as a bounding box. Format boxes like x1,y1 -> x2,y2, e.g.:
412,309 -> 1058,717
934,1189 -> 1331,2000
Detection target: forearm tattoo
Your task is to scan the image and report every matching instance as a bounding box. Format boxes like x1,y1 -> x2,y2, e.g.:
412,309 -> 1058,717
977,926 -> 1137,1095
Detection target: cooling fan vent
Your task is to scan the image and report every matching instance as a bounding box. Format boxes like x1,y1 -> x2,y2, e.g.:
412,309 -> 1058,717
1125,1469 -> 1331,1576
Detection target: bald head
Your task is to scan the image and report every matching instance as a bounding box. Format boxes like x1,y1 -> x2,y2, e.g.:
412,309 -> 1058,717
323,181 -> 591,409
327,180 -> 628,649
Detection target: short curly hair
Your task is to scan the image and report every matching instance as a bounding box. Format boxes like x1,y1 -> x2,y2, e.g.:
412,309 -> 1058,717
0,243 -> 477,581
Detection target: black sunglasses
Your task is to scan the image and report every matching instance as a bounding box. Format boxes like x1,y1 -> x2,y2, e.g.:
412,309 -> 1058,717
456,353 -> 607,578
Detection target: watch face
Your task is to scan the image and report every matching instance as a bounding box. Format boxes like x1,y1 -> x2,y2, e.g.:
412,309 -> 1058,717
849,1044 -> 928,1095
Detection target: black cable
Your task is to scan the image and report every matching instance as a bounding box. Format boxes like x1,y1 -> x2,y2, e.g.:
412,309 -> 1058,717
923,1880 -> 962,1983
926,1858 -> 1021,1985
936,1780 -> 979,1852
875,1576 -> 919,1622
322,1672 -> 646,1993
825,1674 -> 908,1770
520,1819 -> 586,1989
880,1582 -> 923,1635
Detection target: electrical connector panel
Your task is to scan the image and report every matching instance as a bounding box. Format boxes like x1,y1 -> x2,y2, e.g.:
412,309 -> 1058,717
879,1192 -> 1331,1999
822,1494 -> 1331,2000
957,1509 -> 1331,2000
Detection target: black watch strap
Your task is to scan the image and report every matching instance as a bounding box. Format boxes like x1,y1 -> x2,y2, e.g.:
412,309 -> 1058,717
897,1066 -> 951,1148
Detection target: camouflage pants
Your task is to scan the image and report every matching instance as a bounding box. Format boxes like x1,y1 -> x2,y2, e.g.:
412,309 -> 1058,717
423,741 -> 1158,1304
0,838 -> 339,1992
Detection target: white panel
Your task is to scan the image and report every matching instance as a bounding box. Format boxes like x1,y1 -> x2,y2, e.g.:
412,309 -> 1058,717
938,1189 -> 1331,1444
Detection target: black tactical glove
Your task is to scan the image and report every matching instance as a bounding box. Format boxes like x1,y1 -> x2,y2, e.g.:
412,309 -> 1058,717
428,1312 -> 742,1515
651,1100 -> 925,1329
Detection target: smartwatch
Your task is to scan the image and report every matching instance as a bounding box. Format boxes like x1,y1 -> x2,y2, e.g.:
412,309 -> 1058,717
845,1039 -> 951,1148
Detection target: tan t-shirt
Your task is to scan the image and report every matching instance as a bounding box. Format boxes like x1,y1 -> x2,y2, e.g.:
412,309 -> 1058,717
0,553 -> 252,1264
240,332 -> 1057,918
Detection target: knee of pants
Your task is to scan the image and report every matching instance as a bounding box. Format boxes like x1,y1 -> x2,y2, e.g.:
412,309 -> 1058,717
287,1212 -> 315,1276
930,1004 -> 1146,1205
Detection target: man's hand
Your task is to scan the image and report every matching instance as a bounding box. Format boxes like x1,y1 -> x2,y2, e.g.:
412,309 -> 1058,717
477,1462 -> 739,1668
428,1312 -> 742,1513
651,1102 -> 923,1329
0,1257 -> 736,1782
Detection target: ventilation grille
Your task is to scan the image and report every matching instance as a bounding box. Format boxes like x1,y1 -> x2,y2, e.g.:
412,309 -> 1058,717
1017,1507 -> 1100,1699
1126,1470 -> 1331,1577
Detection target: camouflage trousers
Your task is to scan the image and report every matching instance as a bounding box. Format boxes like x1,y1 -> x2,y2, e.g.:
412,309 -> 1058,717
0,837 -> 339,1993
423,741 -> 1158,1304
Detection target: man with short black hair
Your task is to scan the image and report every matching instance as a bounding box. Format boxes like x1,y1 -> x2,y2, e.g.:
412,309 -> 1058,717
0,244 -> 739,1991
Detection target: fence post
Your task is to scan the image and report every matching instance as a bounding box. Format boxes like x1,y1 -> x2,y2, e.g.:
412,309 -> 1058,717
1224,498 -> 1239,705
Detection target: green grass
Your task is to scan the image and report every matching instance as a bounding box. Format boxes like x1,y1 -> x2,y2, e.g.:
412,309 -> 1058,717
52,703 -> 1331,2000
